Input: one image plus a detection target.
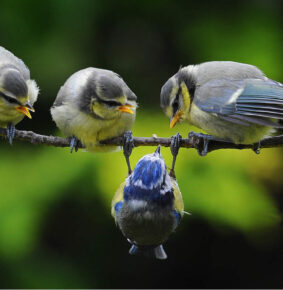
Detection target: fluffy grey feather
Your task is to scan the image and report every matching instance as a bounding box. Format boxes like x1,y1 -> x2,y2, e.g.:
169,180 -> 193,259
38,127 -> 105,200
0,46 -> 30,80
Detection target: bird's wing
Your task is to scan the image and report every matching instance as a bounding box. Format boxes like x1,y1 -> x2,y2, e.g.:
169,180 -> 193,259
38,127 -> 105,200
52,85 -> 66,107
171,178 -> 184,215
0,46 -> 30,80
111,181 -> 126,220
52,68 -> 94,107
194,78 -> 283,128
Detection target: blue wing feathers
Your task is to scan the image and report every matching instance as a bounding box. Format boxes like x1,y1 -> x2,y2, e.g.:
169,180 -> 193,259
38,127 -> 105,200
237,104 -> 283,111
173,210 -> 182,225
230,114 -> 283,128
114,201 -> 123,215
241,81 -> 283,98
236,80 -> 283,117
195,78 -> 283,125
236,110 -> 283,119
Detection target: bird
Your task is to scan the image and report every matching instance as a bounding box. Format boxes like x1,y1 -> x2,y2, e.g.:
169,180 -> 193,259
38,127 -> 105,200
111,145 -> 184,260
0,46 -> 39,144
160,61 -> 283,155
50,68 -> 137,161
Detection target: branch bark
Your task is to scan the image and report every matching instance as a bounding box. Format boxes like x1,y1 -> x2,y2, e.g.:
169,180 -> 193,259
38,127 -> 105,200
0,128 -> 283,153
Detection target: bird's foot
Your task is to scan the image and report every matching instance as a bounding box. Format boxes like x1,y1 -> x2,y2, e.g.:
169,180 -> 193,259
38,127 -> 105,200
188,131 -> 214,156
188,131 -> 233,156
252,140 -> 261,154
6,123 -> 15,145
170,133 -> 182,178
69,136 -> 81,153
123,131 -> 134,175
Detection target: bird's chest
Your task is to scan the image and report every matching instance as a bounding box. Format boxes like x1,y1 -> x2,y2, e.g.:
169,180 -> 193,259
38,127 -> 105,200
96,112 -> 135,141
61,106 -> 135,151
118,204 -> 176,246
0,105 -> 24,127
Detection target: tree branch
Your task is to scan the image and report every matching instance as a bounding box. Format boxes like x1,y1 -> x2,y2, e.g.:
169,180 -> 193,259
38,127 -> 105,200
0,128 -> 283,153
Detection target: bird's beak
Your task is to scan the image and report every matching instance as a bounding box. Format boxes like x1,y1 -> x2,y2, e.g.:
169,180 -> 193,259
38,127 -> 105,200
25,101 -> 35,112
155,145 -> 161,155
117,104 -> 134,115
170,110 -> 183,128
15,101 -> 35,119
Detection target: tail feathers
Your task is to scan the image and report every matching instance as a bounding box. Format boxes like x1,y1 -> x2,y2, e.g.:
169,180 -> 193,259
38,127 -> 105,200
129,244 -> 167,260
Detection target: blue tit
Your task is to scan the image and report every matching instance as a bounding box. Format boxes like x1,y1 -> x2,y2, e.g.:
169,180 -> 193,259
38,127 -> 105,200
0,46 -> 39,144
50,68 -> 137,153
112,145 -> 184,260
160,61 -> 283,149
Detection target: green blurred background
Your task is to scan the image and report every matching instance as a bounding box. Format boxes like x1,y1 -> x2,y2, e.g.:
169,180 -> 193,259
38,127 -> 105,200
0,0 -> 282,288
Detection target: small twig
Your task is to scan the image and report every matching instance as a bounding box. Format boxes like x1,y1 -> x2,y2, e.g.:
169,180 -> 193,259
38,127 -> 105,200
0,128 -> 74,148
0,128 -> 283,153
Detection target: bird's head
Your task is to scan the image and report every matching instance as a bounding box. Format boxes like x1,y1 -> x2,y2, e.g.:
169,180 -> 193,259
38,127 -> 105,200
160,66 -> 196,128
124,145 -> 173,206
87,73 -> 137,120
0,66 -> 35,118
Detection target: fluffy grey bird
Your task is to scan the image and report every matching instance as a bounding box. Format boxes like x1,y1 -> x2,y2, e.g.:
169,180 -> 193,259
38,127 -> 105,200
0,46 -> 39,144
51,67 -> 137,156
160,61 -> 283,155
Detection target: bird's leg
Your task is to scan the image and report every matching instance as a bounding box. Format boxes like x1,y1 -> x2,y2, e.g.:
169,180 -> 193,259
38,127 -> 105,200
170,133 -> 182,178
6,123 -> 15,145
123,131 -> 134,175
188,131 -> 232,156
252,140 -> 261,154
69,136 -> 80,153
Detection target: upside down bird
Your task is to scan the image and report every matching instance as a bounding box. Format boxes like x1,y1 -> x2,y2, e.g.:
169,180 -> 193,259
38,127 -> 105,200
112,145 -> 185,260
0,46 -> 39,144
160,61 -> 283,155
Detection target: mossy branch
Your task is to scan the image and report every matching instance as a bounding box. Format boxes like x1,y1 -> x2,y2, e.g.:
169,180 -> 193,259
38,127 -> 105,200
0,128 -> 283,154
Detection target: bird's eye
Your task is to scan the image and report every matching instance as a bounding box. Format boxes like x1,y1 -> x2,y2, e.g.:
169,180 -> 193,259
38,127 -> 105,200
0,92 -> 21,105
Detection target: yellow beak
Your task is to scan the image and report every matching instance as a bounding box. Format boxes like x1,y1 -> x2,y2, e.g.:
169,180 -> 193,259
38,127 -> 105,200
117,104 -> 134,115
170,111 -> 183,128
15,105 -> 34,119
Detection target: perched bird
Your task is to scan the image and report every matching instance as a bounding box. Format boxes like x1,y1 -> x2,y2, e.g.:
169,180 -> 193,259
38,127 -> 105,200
50,68 -> 137,155
112,145 -> 184,260
160,61 -> 283,155
0,46 -> 39,144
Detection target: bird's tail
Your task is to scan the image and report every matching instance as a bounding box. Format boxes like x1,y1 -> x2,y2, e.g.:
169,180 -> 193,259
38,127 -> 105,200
129,244 -> 167,260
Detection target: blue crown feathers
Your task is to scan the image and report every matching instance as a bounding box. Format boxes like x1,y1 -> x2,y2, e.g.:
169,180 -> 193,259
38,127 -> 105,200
123,146 -> 174,206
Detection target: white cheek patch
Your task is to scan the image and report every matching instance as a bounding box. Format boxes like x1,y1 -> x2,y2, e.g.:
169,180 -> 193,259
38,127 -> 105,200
26,79 -> 39,105
160,174 -> 172,195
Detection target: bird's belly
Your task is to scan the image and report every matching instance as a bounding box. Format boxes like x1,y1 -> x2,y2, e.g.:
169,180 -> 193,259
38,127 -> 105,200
0,106 -> 24,127
188,105 -> 272,144
51,105 -> 135,152
118,206 -> 177,246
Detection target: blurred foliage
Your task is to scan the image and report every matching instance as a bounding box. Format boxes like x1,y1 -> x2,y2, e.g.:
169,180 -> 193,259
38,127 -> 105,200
0,0 -> 282,288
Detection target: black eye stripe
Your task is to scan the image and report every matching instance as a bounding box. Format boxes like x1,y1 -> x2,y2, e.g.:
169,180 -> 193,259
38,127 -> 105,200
0,92 -> 21,105
98,98 -> 122,107
172,89 -> 181,115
